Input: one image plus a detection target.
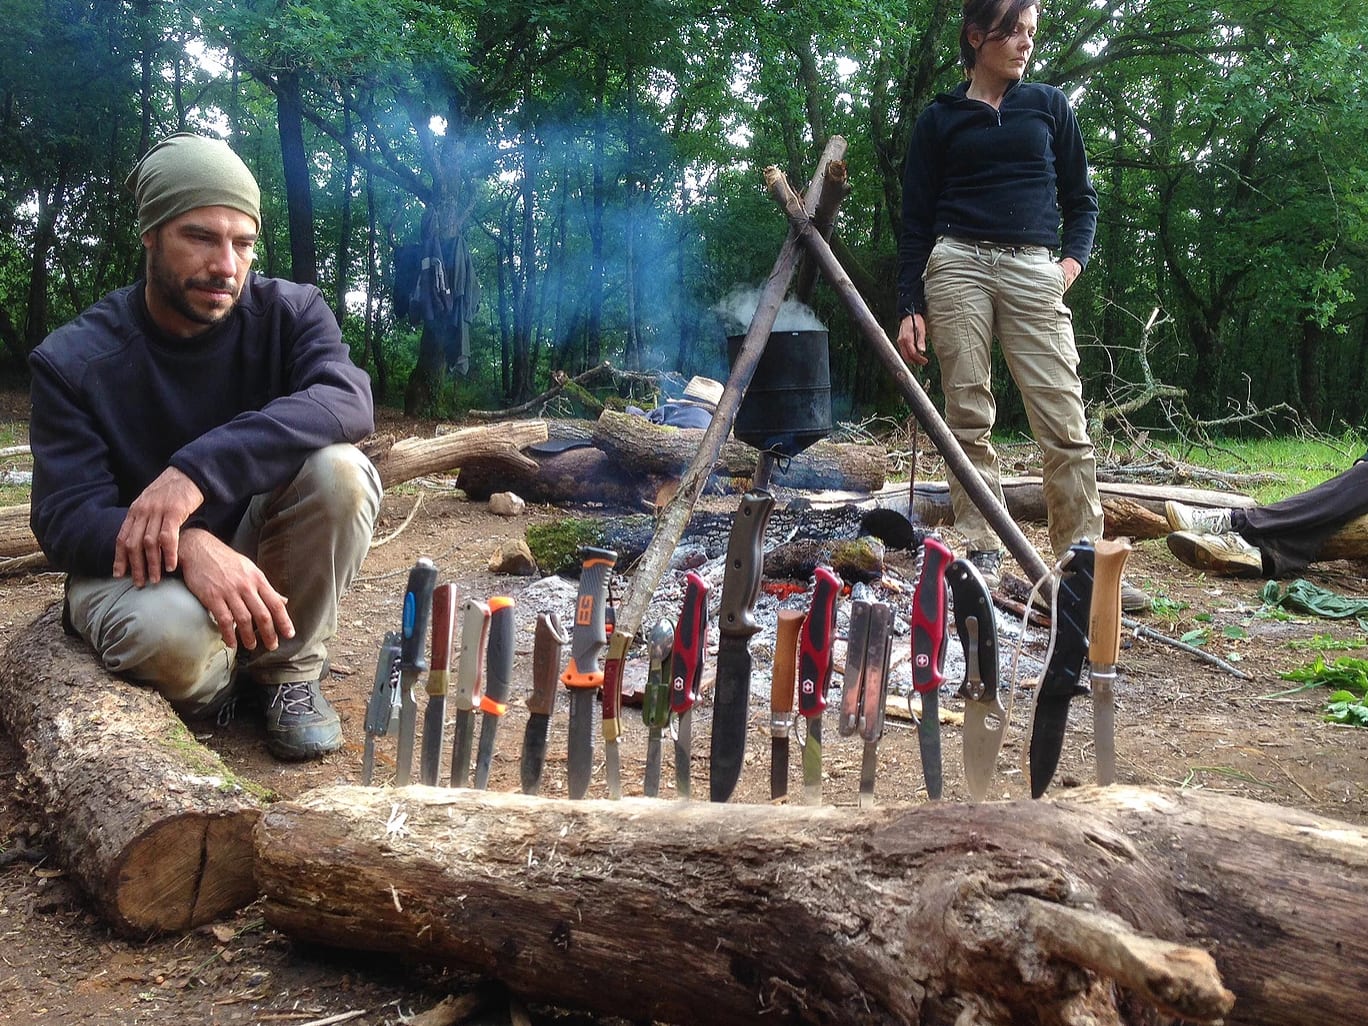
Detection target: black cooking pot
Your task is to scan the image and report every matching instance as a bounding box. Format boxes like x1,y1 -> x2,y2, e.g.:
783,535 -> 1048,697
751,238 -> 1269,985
726,330 -> 833,458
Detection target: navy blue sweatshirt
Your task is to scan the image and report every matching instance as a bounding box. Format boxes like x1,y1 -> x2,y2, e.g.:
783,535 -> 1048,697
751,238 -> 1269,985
897,78 -> 1098,318
29,274 -> 375,576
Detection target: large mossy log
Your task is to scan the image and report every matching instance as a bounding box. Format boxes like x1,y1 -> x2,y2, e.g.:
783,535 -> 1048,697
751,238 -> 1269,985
254,784 -> 1368,1026
0,605 -> 264,936
592,408 -> 887,492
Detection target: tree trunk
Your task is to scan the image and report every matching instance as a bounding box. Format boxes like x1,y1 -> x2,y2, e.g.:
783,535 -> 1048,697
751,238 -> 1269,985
457,447 -> 664,510
275,69 -> 318,286
255,783 -> 1368,1026
0,606 -> 262,937
592,409 -> 886,492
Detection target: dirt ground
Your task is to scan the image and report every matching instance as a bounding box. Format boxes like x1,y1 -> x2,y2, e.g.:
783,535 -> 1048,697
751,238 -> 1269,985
1,399 -> 1365,1025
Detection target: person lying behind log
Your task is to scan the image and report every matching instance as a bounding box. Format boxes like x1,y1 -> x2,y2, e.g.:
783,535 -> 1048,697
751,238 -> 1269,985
893,0 -> 1149,613
28,133 -> 382,761
1165,452 -> 1368,578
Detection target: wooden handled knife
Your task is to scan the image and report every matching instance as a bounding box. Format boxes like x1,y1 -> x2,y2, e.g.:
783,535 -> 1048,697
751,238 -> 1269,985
1090,538 -> 1131,786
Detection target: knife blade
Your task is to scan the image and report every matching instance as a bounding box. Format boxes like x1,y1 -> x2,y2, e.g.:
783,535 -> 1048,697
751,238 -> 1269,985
361,631 -> 403,785
419,582 -> 457,786
911,536 -> 953,800
473,596 -> 515,790
562,546 -> 617,800
947,558 -> 1003,802
521,611 -> 568,795
394,558 -> 438,786
449,597 -> 490,788
601,629 -> 630,800
642,619 -> 674,798
769,609 -> 804,801
797,566 -> 841,805
837,590 -> 873,739
711,489 -> 776,803
669,570 -> 709,801
1028,540 -> 1096,798
856,601 -> 894,809
1090,538 -> 1131,786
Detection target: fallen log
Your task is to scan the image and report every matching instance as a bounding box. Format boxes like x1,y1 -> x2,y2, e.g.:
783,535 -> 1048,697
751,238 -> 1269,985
457,446 -> 666,509
254,784 -> 1368,1026
0,420 -> 551,568
0,605 -> 263,936
592,409 -> 886,493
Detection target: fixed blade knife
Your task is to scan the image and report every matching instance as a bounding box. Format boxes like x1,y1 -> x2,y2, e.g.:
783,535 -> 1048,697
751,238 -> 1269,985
797,566 -> 841,805
643,619 -> 675,798
947,558 -> 1003,802
395,557 -> 438,786
473,596 -> 515,790
449,597 -> 491,787
562,546 -> 617,799
601,630 -> 631,799
1028,540 -> 1096,798
361,631 -> 403,785
1090,538 -> 1131,786
911,536 -> 953,800
669,570 -> 709,800
711,489 -> 776,803
520,610 -> 568,795
769,609 -> 804,801
419,582 -> 457,786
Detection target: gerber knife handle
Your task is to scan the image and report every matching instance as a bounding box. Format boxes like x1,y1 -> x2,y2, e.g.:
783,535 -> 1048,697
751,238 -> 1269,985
400,558 -> 439,673
561,546 -> 617,688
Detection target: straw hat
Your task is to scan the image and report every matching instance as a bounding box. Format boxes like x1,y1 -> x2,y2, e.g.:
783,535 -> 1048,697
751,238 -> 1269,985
676,375 -> 724,409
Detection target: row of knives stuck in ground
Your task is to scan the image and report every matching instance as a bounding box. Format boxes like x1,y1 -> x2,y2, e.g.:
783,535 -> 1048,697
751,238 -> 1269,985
363,490 -> 1133,805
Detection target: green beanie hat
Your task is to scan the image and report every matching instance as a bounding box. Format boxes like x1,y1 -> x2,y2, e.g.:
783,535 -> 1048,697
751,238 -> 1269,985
125,133 -> 261,236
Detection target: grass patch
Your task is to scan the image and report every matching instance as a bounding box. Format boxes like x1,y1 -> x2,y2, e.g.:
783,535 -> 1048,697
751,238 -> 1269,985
1146,429 -> 1364,503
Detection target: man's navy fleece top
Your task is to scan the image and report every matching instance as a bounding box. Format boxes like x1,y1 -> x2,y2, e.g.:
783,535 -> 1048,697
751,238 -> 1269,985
29,273 -> 375,576
897,78 -> 1098,317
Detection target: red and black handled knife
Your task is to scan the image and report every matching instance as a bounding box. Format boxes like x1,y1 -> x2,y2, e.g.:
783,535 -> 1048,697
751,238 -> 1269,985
1028,540 -> 1096,798
911,536 -> 953,800
711,490 -> 776,802
798,566 -> 841,805
669,570 -> 710,801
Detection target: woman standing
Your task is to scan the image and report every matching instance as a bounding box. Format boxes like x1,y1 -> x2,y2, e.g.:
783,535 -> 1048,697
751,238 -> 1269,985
896,0 -> 1148,612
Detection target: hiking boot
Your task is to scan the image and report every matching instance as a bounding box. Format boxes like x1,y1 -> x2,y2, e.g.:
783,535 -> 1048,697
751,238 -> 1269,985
1165,500 -> 1233,535
264,679 -> 343,761
966,549 -> 1002,590
1121,581 -> 1152,614
1166,531 -> 1264,578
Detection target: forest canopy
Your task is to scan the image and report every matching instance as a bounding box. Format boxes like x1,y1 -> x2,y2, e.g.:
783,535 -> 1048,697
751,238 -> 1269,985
1,0 -> 1366,429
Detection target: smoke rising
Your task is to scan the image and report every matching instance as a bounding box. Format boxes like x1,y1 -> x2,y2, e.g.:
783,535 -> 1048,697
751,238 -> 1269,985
713,286 -> 827,334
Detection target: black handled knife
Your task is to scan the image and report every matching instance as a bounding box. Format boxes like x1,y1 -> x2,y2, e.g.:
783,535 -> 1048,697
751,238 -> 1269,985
1028,540 -> 1096,798
473,595 -> 515,790
521,611 -> 568,795
710,489 -> 776,803
395,558 -> 438,786
947,558 -> 1003,802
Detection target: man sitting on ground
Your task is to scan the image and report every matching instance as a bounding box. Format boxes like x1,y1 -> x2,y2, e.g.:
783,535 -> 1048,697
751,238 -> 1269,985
1165,452 -> 1368,578
29,133 -> 382,761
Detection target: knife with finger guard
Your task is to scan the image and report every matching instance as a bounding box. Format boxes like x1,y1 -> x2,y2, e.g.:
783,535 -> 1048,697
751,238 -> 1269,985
947,557 -> 1003,802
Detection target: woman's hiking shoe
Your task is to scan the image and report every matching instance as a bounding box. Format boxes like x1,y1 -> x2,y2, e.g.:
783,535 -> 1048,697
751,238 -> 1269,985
265,679 -> 343,760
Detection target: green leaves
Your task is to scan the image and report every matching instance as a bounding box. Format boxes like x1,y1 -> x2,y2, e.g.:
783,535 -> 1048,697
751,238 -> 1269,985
1280,654 -> 1368,727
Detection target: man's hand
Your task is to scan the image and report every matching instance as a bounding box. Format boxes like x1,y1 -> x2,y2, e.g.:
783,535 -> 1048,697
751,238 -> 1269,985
114,468 -> 205,586
897,313 -> 930,367
178,528 -> 295,652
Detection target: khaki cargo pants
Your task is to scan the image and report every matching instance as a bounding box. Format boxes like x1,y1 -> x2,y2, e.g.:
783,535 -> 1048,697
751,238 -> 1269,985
924,235 -> 1103,560
64,444 -> 383,716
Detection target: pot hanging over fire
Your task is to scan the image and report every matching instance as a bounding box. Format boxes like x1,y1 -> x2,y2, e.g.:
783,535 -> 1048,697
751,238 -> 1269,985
726,330 -> 833,458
